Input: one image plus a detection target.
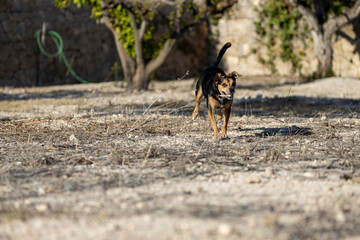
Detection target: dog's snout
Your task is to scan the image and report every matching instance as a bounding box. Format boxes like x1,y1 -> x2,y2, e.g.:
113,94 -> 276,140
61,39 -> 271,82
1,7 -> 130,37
230,88 -> 235,93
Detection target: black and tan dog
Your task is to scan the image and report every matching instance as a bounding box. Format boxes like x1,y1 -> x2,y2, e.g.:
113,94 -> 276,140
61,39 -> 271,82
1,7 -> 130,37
192,42 -> 240,138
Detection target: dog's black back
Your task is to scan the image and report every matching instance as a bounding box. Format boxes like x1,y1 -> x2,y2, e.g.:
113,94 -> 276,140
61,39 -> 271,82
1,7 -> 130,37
196,42 -> 232,100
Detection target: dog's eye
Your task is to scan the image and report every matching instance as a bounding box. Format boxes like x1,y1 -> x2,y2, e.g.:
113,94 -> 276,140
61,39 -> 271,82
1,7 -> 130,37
222,83 -> 228,87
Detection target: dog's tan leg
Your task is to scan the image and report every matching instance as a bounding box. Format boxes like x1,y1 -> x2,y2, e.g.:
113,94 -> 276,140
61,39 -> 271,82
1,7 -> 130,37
221,104 -> 232,138
192,86 -> 203,120
208,97 -> 221,137
208,108 -> 220,138
216,109 -> 223,121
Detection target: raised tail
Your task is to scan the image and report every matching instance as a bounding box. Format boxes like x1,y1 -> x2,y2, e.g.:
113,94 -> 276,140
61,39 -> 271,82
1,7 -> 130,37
213,42 -> 231,66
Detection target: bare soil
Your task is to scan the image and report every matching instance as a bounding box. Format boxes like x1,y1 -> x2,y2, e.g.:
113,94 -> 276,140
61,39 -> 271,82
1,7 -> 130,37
0,77 -> 360,240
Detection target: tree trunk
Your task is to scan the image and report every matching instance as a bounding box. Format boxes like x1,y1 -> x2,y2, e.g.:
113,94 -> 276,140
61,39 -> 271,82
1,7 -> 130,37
100,13 -> 136,88
290,0 -> 360,77
132,63 -> 149,91
100,1 -> 177,91
310,30 -> 332,77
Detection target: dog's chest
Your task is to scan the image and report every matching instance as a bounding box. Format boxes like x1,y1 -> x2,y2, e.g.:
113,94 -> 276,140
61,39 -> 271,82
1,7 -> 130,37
214,98 -> 231,110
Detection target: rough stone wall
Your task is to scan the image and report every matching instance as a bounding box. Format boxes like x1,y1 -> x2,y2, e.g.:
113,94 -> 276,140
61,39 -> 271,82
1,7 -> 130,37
0,0 -> 119,87
213,0 -> 360,78
0,0 -> 209,87
3,0 -> 359,88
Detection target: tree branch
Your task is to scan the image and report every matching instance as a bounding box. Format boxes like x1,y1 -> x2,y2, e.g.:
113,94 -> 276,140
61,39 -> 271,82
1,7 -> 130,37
139,20 -> 147,40
323,0 -> 360,39
145,38 -> 176,77
100,0 -> 135,81
128,10 -> 144,66
289,0 -> 322,34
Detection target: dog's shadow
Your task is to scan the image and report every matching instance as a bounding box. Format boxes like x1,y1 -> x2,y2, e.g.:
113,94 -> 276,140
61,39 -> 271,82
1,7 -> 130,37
240,125 -> 312,137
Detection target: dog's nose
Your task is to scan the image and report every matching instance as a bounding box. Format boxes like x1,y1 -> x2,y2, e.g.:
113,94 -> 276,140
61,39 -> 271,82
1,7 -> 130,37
230,88 -> 235,94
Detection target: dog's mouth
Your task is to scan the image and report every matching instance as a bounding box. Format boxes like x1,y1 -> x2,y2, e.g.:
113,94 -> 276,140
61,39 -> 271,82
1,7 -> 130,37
219,91 -> 233,99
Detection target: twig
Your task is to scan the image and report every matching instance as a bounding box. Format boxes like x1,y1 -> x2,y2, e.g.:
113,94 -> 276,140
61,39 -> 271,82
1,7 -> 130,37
142,145 -> 152,167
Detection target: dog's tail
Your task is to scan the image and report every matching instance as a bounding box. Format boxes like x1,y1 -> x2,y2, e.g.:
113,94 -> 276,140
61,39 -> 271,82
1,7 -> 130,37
213,42 -> 231,66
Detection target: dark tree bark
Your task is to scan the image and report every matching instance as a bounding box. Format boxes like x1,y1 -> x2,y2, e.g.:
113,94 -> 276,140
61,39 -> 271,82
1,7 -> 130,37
290,0 -> 360,77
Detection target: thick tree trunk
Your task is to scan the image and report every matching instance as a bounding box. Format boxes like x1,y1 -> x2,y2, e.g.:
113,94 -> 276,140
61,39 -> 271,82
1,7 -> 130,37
290,0 -> 360,77
100,13 -> 135,88
310,31 -> 332,76
132,63 -> 148,91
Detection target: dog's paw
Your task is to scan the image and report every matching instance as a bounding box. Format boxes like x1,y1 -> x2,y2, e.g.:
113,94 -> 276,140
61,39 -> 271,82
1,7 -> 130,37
221,133 -> 228,138
192,112 -> 198,120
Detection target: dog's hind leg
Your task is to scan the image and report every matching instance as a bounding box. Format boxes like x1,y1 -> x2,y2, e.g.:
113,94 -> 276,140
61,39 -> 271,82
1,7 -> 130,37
192,86 -> 203,120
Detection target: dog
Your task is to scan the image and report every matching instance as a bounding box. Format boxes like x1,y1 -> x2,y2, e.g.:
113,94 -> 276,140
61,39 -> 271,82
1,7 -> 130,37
192,42 -> 240,138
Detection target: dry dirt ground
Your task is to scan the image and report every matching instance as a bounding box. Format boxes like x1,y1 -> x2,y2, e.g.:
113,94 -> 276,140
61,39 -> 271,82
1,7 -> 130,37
0,77 -> 360,240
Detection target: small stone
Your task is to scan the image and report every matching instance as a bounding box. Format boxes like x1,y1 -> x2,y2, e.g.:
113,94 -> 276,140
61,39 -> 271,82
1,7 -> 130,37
38,187 -> 45,195
69,134 -> 79,144
244,176 -> 262,184
303,172 -> 315,178
217,223 -> 232,236
336,211 -> 346,223
35,204 -> 48,212
265,167 -> 274,176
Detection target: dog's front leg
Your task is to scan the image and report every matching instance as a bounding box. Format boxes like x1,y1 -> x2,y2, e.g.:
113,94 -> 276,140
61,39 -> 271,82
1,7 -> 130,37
208,108 -> 220,137
221,102 -> 232,137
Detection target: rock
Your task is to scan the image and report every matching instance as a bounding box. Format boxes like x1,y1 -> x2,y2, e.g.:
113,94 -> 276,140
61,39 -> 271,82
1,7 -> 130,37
35,204 -> 48,212
244,176 -> 262,184
265,167 -> 275,177
217,223 -> 232,236
69,134 -> 79,144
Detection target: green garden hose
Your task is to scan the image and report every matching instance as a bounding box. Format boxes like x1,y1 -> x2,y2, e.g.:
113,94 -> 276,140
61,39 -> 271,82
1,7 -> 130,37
34,29 -> 89,84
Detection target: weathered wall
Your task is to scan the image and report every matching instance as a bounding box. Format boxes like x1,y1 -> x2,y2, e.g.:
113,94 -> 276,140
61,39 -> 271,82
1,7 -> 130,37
0,0 -> 118,87
213,0 -> 360,78
0,0 -> 208,87
2,0 -> 360,87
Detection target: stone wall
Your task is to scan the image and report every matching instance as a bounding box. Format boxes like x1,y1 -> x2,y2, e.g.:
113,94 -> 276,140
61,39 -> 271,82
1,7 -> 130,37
0,0 -> 209,87
2,0 -> 360,87
0,0 -> 119,87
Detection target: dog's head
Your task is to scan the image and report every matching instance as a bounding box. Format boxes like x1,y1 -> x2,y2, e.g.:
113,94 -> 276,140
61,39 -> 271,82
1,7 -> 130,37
214,71 -> 241,99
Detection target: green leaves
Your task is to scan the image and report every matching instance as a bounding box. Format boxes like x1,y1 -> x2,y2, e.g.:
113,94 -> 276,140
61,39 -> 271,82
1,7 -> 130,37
55,0 -> 235,64
54,0 -> 165,61
254,0 -> 304,74
254,0 -> 355,75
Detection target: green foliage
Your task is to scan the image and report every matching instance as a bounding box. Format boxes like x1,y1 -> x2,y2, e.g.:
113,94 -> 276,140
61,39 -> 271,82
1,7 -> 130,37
254,0 -> 356,75
320,0 -> 355,17
55,0 -> 166,61
55,0 -> 234,64
109,5 -> 136,58
254,0 -> 305,74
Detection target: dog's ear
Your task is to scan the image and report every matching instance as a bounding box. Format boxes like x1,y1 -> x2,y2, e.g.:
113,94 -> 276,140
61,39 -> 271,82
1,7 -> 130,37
227,71 -> 241,79
214,73 -> 222,85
